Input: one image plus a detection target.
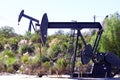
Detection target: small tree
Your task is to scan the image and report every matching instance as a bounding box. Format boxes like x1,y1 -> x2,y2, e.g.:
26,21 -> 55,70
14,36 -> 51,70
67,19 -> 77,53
0,26 -> 15,38
99,13 -> 120,56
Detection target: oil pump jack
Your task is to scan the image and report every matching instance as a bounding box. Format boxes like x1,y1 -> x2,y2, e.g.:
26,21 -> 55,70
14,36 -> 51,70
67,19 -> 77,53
18,10 -> 120,78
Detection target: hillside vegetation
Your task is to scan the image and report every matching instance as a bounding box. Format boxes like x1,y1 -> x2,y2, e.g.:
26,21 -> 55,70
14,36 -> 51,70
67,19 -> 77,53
0,13 -> 120,75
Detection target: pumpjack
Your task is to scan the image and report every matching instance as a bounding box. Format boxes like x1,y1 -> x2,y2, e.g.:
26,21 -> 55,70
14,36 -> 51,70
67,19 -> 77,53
18,10 -> 120,79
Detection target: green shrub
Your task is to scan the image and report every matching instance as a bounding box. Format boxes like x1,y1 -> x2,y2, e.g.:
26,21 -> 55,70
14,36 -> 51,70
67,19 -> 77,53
18,44 -> 28,54
2,49 -> 15,57
29,54 -> 40,65
42,61 -> 51,71
0,49 -> 17,73
8,38 -> 18,45
18,44 -> 34,55
47,45 -> 61,60
54,58 -> 67,73
30,33 -> 41,43
21,53 -> 29,64
5,57 -> 17,66
8,38 -> 18,51
41,55 -> 49,63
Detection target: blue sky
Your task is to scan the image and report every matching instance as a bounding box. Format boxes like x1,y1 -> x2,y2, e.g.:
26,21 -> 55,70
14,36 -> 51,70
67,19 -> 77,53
0,0 -> 120,35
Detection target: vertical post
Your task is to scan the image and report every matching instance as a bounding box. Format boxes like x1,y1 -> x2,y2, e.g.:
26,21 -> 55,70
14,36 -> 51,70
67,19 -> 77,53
28,20 -> 32,31
93,15 -> 96,22
79,31 -> 87,46
71,29 -> 80,77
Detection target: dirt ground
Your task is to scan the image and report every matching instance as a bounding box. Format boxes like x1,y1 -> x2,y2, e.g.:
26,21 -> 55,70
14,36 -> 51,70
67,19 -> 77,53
0,74 -> 119,80
0,74 -> 71,80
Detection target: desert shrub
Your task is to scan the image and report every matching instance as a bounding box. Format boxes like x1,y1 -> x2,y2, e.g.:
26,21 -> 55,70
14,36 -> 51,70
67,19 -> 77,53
47,44 -> 61,61
7,38 -> 18,51
41,55 -> 50,63
29,53 -> 40,65
18,44 -> 28,54
18,44 -> 34,55
54,58 -> 67,74
42,61 -> 51,72
7,65 -> 15,73
1,49 -> 17,73
30,33 -> 41,43
21,53 -> 29,64
5,57 -> 17,67
2,49 -> 15,57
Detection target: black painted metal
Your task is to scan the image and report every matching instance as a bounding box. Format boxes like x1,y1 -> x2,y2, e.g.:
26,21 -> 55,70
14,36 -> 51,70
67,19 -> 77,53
18,10 -> 39,23
71,30 -> 80,77
81,44 -> 93,64
40,13 -> 102,30
48,22 -> 102,29
92,30 -> 103,63
74,52 -> 120,78
92,29 -> 103,55
79,31 -> 87,46
40,13 -> 48,45
18,10 -> 39,32
28,20 -> 32,31
105,52 -> 120,67
40,13 -> 102,45
18,11 -> 102,46
92,62 -> 112,78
